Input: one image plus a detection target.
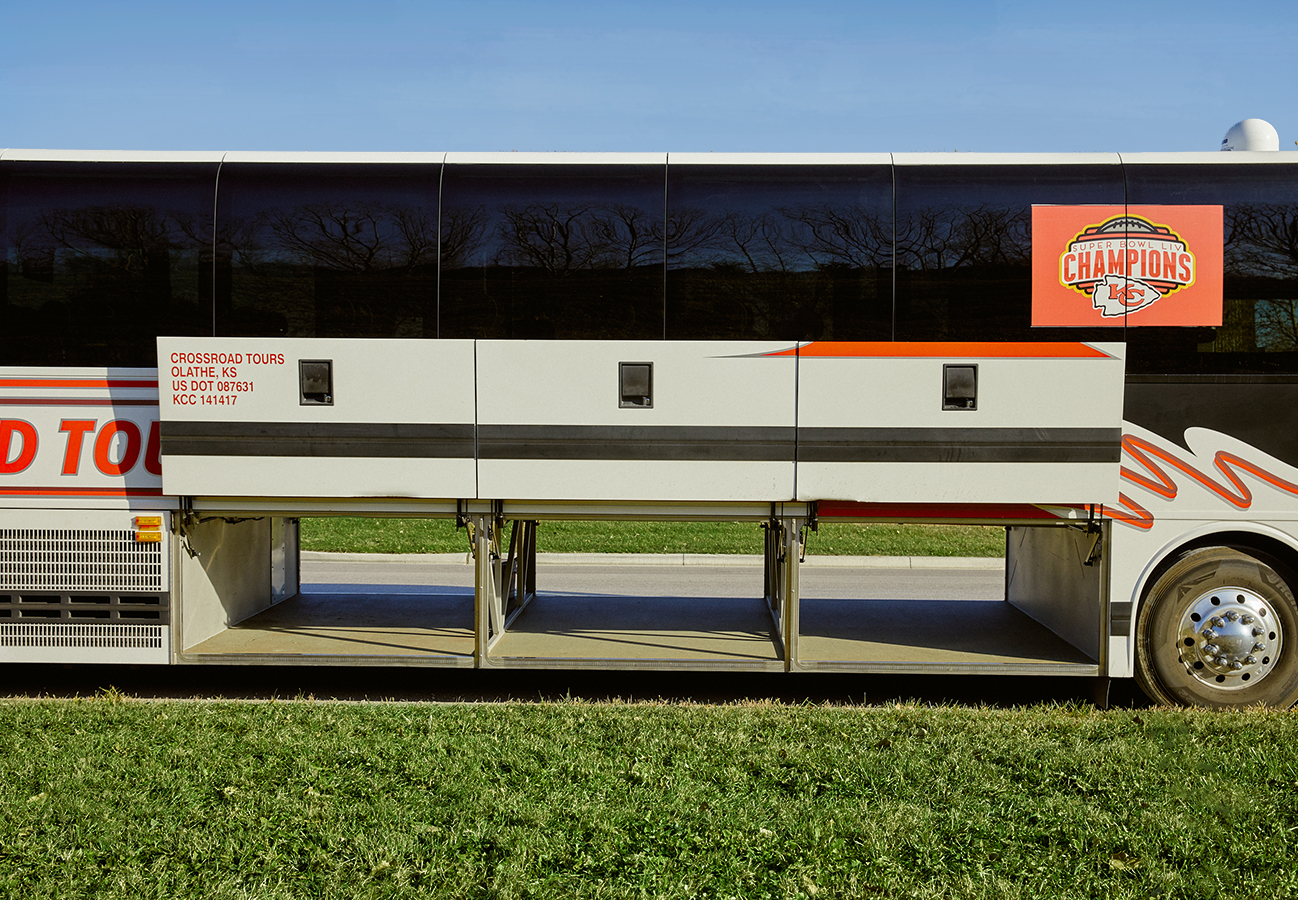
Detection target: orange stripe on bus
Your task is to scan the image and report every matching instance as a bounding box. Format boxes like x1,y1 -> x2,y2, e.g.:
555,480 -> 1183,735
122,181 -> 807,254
0,399 -> 158,406
766,342 -> 1113,359
0,376 -> 158,387
817,502 -> 1064,519
0,487 -> 165,497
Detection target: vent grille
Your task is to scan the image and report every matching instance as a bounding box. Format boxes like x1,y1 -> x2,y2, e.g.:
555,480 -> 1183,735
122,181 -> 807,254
0,623 -> 164,649
0,529 -> 164,592
0,593 -> 169,624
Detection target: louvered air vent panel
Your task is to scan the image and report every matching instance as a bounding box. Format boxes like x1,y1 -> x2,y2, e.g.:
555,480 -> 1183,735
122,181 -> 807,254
0,623 -> 165,649
0,529 -> 165,592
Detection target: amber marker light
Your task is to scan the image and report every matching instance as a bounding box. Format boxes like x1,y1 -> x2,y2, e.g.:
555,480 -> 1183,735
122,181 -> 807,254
134,515 -> 163,542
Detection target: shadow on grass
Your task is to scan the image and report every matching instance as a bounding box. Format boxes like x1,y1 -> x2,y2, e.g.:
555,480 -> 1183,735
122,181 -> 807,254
1,663 -> 1154,708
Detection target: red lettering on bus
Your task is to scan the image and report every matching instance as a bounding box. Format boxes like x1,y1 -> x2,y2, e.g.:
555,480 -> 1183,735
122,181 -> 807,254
59,420 -> 97,475
94,420 -> 142,476
145,421 -> 162,476
0,420 -> 38,474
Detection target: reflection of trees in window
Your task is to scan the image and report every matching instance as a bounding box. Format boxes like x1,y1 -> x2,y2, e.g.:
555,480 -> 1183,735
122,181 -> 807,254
787,205 -> 892,270
893,204 -> 1034,341
1256,299 -> 1298,351
16,205 -> 206,291
220,200 -> 438,338
1225,203 -> 1298,351
895,206 -> 1030,271
668,209 -> 800,339
717,211 -> 798,272
4,203 -> 209,364
30,205 -> 201,279
496,203 -> 660,272
8,222 -> 56,282
669,205 -> 891,271
667,205 -> 890,341
441,199 -> 664,340
664,207 -> 723,266
440,207 -> 488,271
1228,204 -> 1298,279
267,203 -> 438,274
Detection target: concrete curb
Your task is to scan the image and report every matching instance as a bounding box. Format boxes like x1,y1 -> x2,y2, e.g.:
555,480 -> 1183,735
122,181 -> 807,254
302,551 -> 1005,570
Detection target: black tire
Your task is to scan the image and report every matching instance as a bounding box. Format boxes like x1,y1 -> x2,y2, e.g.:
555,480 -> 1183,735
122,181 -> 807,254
1135,546 -> 1298,709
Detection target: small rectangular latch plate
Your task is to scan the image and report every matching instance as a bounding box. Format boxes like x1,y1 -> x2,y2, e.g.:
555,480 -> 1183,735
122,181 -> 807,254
619,361 -> 653,408
300,359 -> 334,406
942,364 -> 977,410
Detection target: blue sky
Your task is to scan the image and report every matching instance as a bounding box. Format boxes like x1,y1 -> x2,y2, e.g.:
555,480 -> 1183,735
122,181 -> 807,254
2,0 -> 1294,153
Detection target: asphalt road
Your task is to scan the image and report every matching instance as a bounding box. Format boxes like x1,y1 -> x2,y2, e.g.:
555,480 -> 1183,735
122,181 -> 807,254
300,555 -> 1005,602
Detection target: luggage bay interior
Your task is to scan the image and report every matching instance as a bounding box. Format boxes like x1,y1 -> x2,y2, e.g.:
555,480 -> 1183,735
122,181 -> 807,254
177,512 -> 1105,676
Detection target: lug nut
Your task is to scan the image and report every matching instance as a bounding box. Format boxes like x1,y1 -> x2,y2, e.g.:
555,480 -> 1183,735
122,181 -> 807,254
1253,627 -> 1265,637
1242,615 -> 1255,625
1211,616 -> 1225,627
1226,611 -> 1241,622
1202,629 -> 1219,641
1254,642 -> 1267,652
1204,644 -> 1221,656
1245,656 -> 1258,666
1216,656 -> 1230,667
1231,660 -> 1244,670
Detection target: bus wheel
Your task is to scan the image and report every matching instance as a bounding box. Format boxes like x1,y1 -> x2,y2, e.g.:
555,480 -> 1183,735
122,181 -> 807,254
1136,546 -> 1298,709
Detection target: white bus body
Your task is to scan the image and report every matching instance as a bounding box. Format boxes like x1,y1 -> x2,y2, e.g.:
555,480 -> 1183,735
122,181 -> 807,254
4,148 -> 1297,707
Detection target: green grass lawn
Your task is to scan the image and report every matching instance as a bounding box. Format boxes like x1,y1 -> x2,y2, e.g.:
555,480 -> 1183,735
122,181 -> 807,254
3,697 -> 1296,899
300,519 -> 1007,557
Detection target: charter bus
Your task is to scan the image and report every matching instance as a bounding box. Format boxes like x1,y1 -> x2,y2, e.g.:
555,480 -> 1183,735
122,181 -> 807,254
3,139 -> 1297,709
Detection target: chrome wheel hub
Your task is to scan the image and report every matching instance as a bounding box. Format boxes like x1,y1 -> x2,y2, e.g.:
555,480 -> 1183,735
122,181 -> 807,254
1178,587 -> 1283,690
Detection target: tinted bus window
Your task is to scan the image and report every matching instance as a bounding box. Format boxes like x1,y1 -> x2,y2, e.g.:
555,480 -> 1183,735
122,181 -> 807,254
893,163 -> 1125,342
1125,162 -> 1298,374
666,164 -> 892,341
439,164 -> 664,340
0,161 -> 217,366
215,164 -> 439,339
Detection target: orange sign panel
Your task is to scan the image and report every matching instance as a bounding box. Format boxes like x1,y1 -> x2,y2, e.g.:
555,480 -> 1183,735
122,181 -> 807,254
1032,205 -> 1222,326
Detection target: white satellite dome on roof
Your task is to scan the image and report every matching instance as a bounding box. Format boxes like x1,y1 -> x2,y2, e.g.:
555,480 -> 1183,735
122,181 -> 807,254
1220,119 -> 1279,151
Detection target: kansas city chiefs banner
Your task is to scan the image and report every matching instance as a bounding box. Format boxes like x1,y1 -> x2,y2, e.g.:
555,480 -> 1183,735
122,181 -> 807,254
1032,205 -> 1223,326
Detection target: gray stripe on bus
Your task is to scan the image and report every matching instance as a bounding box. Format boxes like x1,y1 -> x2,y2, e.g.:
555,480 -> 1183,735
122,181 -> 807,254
161,423 -> 1118,463
161,422 -> 476,459
798,427 -> 1121,463
476,425 -> 795,461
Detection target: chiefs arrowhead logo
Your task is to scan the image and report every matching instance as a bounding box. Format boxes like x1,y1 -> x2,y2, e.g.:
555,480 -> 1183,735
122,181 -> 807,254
1091,274 -> 1162,316
1058,215 -> 1195,318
